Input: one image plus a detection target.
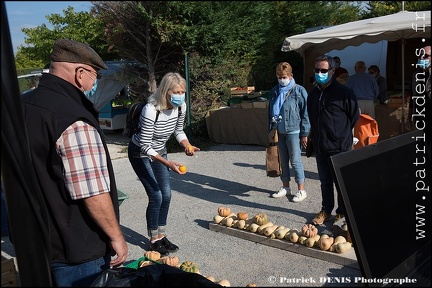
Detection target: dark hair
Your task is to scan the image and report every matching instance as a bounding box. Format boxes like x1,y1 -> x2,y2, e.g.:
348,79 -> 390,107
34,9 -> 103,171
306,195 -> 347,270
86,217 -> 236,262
315,55 -> 334,69
368,65 -> 380,74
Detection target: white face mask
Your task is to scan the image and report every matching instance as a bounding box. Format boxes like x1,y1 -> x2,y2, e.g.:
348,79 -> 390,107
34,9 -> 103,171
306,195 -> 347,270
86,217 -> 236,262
278,78 -> 291,87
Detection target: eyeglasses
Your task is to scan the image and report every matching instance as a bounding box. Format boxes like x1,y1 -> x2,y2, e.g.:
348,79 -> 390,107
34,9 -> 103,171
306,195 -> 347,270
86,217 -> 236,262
76,66 -> 102,79
314,68 -> 332,73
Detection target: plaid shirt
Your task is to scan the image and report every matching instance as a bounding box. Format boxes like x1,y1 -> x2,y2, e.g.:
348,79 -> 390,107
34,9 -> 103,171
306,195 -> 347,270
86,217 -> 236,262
56,121 -> 110,200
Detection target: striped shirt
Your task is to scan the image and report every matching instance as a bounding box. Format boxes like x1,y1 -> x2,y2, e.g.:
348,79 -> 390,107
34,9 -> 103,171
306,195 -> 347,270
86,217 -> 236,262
56,121 -> 110,200
131,103 -> 188,157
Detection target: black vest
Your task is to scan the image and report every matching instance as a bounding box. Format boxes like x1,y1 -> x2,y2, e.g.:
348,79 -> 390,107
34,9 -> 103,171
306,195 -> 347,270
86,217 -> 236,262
21,73 -> 119,263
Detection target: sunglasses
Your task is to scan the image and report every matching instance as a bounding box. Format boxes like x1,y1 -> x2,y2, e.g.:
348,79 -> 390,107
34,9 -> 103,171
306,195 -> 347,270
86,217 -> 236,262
420,54 -> 430,59
314,68 -> 332,73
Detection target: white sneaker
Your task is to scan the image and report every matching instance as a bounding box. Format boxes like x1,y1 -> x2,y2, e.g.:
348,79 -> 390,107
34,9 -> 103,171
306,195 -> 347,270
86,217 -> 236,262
272,187 -> 290,198
292,190 -> 307,202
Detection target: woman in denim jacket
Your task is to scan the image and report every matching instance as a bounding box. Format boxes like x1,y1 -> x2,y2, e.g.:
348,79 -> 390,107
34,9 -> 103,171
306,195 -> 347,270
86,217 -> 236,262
268,62 -> 310,202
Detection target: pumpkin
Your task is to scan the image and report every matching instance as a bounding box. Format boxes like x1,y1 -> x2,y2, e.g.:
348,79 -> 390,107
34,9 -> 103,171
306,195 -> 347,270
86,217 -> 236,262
180,261 -> 200,273
237,211 -> 248,220
301,224 -> 318,238
253,213 -> 268,225
218,207 -> 231,217
158,256 -> 179,266
144,250 -> 161,261
205,276 -> 216,282
217,279 -> 231,287
138,260 -> 154,267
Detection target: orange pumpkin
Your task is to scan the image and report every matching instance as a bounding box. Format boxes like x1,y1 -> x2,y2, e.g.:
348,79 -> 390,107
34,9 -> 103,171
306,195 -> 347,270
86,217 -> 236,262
301,224 -> 318,238
218,207 -> 231,217
253,213 -> 268,225
237,211 -> 248,220
144,250 -> 161,261
158,256 -> 179,266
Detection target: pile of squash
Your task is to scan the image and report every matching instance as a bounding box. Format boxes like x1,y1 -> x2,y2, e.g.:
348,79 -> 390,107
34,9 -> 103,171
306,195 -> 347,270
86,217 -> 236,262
139,250 -> 234,286
213,207 -> 352,254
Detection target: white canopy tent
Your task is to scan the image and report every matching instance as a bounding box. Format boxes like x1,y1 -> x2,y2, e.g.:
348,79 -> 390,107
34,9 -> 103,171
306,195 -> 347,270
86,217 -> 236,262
281,10 -> 430,93
281,10 -> 430,131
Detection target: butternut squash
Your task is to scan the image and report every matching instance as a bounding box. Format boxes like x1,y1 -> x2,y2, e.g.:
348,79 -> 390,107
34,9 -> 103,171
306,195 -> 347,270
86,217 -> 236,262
305,234 -> 320,248
213,215 -> 224,224
330,236 -> 347,252
263,225 -> 279,237
249,223 -> 260,233
319,236 -> 334,251
257,222 -> 274,234
298,236 -> 308,245
236,219 -> 246,229
274,227 -> 290,239
289,230 -> 300,243
284,229 -> 298,241
336,242 -> 352,253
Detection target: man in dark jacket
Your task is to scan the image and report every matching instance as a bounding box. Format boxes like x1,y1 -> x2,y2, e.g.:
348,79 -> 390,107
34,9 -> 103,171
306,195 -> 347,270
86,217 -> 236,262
307,55 -> 360,226
21,39 -> 128,286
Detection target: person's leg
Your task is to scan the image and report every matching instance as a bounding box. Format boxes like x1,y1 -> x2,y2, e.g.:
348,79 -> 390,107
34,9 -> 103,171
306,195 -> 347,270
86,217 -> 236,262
315,154 -> 334,214
151,154 -> 171,238
51,255 -> 110,287
272,133 -> 291,197
128,142 -> 162,241
286,133 -> 305,190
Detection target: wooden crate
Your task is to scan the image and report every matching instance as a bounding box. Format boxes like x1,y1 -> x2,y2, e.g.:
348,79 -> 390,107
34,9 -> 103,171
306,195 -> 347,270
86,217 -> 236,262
1,259 -> 17,287
230,86 -> 255,95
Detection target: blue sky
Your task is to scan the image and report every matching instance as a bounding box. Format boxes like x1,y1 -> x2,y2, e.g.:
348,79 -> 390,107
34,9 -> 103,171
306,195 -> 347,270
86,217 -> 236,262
4,1 -> 92,53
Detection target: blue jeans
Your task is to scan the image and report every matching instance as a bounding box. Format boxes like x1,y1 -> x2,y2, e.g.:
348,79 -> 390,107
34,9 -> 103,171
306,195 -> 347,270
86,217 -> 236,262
128,142 -> 171,237
278,132 -> 305,185
50,255 -> 110,287
315,153 -> 345,215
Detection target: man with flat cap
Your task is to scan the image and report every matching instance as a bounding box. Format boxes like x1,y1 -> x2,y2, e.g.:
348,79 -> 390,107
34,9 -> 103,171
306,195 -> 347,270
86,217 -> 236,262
21,39 -> 128,287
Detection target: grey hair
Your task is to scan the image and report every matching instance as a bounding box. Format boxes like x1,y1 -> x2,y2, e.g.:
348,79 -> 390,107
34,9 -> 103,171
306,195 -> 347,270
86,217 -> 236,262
148,72 -> 186,111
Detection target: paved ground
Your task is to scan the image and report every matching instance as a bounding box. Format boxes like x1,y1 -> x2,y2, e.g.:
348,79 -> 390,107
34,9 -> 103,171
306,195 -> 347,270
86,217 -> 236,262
2,129 -> 364,287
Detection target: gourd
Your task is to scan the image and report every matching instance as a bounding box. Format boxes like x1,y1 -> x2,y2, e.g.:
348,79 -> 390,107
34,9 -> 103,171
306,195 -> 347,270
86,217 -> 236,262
180,261 -> 200,273
336,242 -> 352,253
284,229 -> 298,241
263,225 -> 279,237
236,219 -> 246,229
289,230 -> 300,243
144,251 -> 161,261
218,279 -> 231,287
319,236 -> 334,251
254,213 -> 269,225
237,211 -> 248,220
221,216 -> 235,227
218,207 -> 231,217
246,284 -> 257,287
257,222 -> 274,234
271,226 -> 286,239
330,236 -> 347,252
158,256 -> 179,266
301,224 -> 318,238
249,223 -> 260,233
213,215 -> 224,224
138,260 -> 154,267
305,234 -> 321,248
298,236 -> 308,245
274,227 -> 290,239
205,276 -> 216,282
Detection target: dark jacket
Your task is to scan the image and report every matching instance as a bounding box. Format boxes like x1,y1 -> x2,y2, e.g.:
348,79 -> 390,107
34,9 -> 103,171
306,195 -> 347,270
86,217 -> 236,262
21,73 -> 119,264
307,78 -> 360,155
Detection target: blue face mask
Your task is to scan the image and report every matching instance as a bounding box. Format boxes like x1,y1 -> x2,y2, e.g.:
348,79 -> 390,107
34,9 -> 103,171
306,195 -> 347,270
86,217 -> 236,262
84,79 -> 98,99
417,59 -> 430,69
315,72 -> 330,85
169,93 -> 185,107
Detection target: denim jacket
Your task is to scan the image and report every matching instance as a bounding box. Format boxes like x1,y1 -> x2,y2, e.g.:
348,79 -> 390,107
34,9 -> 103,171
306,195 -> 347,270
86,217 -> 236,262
268,84 -> 310,137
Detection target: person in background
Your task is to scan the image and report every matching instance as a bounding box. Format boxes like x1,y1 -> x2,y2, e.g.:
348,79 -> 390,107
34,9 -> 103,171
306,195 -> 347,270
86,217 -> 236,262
307,55 -> 359,225
268,62 -> 310,203
21,39 -> 128,287
333,56 -> 349,79
128,72 -> 200,256
345,60 -> 379,118
368,65 -> 388,104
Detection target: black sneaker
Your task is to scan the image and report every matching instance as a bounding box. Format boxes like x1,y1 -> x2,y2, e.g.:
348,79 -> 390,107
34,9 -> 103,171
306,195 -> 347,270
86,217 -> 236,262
160,237 -> 179,252
150,239 -> 169,256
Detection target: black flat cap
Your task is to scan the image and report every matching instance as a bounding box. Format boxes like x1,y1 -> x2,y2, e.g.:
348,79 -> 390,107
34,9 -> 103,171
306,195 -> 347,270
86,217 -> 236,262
50,39 -> 108,70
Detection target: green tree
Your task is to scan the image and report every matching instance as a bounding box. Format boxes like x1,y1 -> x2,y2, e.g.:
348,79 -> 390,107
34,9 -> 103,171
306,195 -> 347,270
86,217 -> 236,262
14,6 -> 119,69
362,1 -> 431,18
